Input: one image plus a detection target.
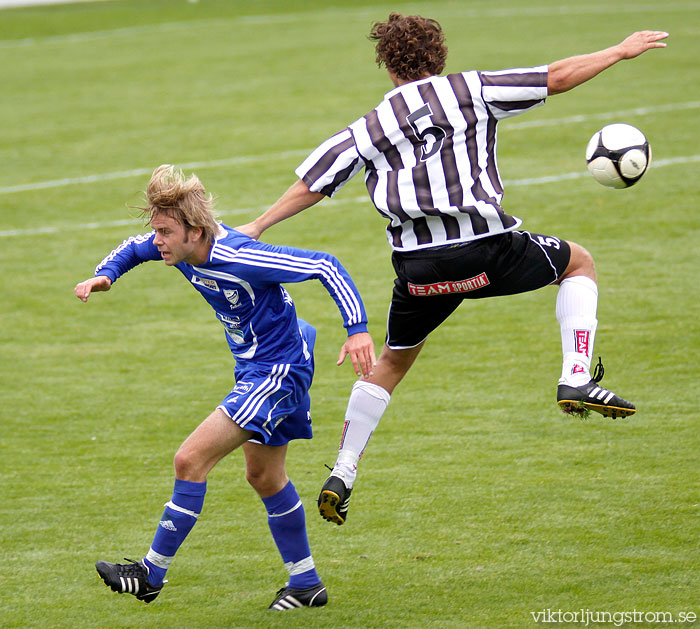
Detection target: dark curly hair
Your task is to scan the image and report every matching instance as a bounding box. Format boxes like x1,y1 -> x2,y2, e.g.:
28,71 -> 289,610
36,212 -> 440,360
369,13 -> 447,82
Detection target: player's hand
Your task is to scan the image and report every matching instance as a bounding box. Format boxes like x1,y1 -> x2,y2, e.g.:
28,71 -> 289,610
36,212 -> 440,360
234,221 -> 262,240
619,31 -> 668,59
74,276 -> 112,302
337,332 -> 376,377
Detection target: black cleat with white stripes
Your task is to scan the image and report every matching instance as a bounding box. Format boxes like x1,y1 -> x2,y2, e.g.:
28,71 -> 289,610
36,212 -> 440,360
268,582 -> 328,611
318,475 -> 352,525
557,379 -> 636,419
95,558 -> 163,603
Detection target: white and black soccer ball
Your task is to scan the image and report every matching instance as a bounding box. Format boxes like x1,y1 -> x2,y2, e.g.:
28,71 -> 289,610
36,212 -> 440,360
585,123 -> 651,189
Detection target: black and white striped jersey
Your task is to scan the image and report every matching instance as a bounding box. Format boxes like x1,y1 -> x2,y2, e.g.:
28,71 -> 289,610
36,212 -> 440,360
296,66 -> 549,251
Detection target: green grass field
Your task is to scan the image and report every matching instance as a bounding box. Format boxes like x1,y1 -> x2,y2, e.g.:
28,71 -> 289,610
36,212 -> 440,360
1,1 -> 698,627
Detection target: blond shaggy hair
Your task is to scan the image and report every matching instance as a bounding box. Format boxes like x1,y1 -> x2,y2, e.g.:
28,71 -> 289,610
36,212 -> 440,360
142,165 -> 220,244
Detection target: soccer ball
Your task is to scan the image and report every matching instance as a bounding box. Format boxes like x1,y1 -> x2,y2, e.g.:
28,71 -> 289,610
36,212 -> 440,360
585,123 -> 651,189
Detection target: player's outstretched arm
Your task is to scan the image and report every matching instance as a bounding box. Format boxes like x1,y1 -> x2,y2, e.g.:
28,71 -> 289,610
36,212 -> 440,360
337,331 -> 377,378
74,275 -> 112,302
236,179 -> 324,240
547,30 -> 668,95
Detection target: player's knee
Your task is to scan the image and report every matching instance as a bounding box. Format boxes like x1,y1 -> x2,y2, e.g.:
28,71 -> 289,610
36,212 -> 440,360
562,241 -> 596,281
173,446 -> 203,481
377,347 -> 403,371
245,464 -> 285,496
376,344 -> 422,379
245,464 -> 269,493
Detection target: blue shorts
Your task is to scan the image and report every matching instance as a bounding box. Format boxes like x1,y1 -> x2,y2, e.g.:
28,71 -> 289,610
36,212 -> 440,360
217,321 -> 316,447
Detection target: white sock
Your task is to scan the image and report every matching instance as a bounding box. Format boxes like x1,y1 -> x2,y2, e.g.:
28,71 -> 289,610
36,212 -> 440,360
332,381 -> 391,489
556,276 -> 598,386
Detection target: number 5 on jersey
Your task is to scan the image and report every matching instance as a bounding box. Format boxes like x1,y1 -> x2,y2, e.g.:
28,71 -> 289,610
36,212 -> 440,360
407,103 -> 446,161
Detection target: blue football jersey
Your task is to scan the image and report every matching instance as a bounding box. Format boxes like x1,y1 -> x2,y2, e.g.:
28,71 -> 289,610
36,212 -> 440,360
95,224 -> 368,365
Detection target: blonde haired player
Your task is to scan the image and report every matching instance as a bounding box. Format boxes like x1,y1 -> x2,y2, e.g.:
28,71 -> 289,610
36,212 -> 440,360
76,165 -> 375,609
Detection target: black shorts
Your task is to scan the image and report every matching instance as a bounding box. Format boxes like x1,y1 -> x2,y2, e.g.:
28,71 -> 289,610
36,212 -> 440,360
387,230 -> 571,349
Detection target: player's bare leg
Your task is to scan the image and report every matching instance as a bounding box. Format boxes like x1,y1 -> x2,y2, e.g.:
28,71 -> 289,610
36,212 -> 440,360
364,341 -> 426,393
96,411 -> 252,602
174,409 -> 253,481
555,242 -> 635,418
242,441 -> 289,498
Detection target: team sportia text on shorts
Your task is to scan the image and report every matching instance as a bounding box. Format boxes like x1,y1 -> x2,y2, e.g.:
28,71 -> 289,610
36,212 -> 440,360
386,231 -> 571,349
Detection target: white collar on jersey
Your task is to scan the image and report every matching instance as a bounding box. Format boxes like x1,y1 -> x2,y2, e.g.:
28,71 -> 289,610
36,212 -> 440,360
204,223 -> 229,264
384,75 -> 437,99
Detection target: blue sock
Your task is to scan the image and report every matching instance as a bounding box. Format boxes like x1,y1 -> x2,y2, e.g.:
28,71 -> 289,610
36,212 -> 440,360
143,479 -> 207,586
262,481 -> 320,589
